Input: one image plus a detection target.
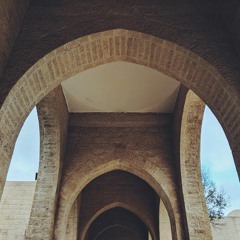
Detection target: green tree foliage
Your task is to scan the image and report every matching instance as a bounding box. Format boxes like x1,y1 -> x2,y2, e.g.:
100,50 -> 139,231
201,167 -> 230,223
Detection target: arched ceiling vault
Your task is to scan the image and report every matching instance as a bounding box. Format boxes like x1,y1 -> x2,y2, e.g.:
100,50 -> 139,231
61,61 -> 180,113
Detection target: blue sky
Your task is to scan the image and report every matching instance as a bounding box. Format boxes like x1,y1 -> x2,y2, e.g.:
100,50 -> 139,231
201,106 -> 240,215
7,108 -> 40,181
6,106 -> 240,215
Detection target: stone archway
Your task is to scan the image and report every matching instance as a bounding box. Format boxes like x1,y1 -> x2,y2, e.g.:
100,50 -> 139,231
25,86 -> 68,239
54,158 -> 180,240
0,28 -> 239,240
82,203 -> 154,240
87,207 -> 149,240
1,30 -> 239,200
77,170 -> 160,240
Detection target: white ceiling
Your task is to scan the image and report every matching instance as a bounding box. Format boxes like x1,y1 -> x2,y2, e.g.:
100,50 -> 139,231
61,61 -> 180,113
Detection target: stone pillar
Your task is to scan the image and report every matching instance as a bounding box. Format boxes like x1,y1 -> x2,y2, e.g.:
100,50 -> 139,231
159,200 -> 172,240
180,91 -> 212,240
65,196 -> 80,240
25,87 -> 68,240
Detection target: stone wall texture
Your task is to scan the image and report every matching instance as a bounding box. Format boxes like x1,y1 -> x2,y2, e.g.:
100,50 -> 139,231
0,181 -> 36,240
0,0 -> 29,76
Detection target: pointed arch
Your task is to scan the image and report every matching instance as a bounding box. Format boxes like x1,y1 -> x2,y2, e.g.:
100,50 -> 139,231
1,30 -> 239,200
82,203 -> 153,240
54,158 -> 182,240
0,28 -> 239,240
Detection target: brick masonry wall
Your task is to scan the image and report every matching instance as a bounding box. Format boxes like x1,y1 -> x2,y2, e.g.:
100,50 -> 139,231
0,181 -> 36,240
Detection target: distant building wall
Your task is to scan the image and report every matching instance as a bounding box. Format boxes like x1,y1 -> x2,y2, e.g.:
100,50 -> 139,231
211,210 -> 240,240
0,181 -> 36,240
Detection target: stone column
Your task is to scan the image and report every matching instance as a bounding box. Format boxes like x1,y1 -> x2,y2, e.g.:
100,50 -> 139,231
65,196 -> 80,240
25,87 -> 68,240
159,200 -> 172,240
180,91 -> 212,240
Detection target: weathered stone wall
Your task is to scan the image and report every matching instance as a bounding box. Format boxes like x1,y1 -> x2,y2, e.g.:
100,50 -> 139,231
211,210 -> 240,240
0,0 -> 29,76
0,181 -> 35,240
